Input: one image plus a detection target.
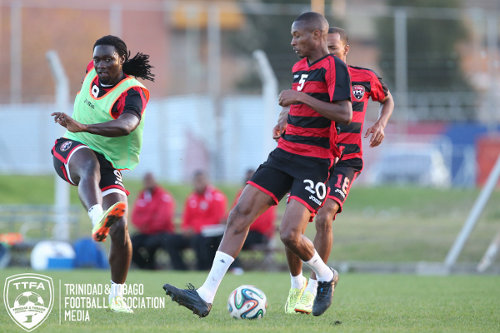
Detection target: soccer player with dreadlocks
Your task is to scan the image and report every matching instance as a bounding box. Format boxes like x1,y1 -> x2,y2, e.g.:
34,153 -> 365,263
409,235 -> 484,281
51,35 -> 154,313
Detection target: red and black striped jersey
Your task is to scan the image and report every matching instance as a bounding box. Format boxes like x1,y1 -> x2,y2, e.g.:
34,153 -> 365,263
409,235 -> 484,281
336,66 -> 388,170
278,54 -> 351,161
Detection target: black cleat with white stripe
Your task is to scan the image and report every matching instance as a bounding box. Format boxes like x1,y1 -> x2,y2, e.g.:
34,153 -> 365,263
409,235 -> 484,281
163,283 -> 212,318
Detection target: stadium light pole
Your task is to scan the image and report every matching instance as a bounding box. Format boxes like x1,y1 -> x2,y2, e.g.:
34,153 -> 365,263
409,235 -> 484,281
46,50 -> 70,242
208,4 -> 224,181
10,1 -> 22,104
394,8 -> 409,137
253,50 -> 278,159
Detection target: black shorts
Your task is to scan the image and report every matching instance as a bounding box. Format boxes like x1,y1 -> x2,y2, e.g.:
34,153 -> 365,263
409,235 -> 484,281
248,148 -> 332,214
51,138 -> 129,196
327,165 -> 359,214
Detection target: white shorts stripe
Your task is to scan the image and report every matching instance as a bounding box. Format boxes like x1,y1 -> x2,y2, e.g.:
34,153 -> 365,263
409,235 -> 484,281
65,145 -> 92,185
102,188 -> 127,197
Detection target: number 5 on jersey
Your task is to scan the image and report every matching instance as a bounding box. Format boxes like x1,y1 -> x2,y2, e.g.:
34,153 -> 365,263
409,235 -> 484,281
297,74 -> 308,91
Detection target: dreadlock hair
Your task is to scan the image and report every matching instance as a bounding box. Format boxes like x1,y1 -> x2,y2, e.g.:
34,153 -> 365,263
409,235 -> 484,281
93,35 -> 155,82
328,27 -> 349,45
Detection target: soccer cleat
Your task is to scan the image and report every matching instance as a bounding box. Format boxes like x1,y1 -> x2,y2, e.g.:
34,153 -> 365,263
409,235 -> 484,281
312,268 -> 339,316
163,283 -> 212,318
92,202 -> 126,242
109,296 -> 133,313
284,280 -> 307,314
294,289 -> 315,314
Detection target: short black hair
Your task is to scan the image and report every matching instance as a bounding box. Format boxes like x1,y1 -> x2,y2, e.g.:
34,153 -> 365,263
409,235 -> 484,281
294,11 -> 329,33
93,35 -> 155,82
328,27 -> 349,44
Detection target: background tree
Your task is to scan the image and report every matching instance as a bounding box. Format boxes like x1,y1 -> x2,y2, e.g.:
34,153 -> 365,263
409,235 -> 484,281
231,0 -> 342,91
377,0 -> 471,93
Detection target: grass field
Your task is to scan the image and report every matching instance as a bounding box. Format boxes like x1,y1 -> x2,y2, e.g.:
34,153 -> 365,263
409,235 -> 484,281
1,175 -> 500,264
1,176 -> 500,331
1,268 -> 499,333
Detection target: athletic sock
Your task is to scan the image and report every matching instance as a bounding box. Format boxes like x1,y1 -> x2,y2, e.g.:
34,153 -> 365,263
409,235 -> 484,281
303,251 -> 333,282
88,204 -> 103,227
305,278 -> 318,295
290,273 -> 305,290
197,251 -> 234,304
109,280 -> 124,301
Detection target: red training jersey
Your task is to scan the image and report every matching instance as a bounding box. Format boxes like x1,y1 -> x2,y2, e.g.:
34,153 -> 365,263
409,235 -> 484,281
336,66 -> 389,171
131,186 -> 175,234
181,186 -> 227,234
232,188 -> 276,239
278,54 -> 351,161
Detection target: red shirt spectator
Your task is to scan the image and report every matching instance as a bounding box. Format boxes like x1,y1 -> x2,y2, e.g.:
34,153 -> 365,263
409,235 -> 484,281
182,185 -> 227,234
132,184 -> 175,235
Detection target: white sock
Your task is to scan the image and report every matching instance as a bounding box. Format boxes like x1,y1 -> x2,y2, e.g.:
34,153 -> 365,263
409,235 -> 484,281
290,273 -> 305,290
88,204 -> 103,227
303,251 -> 333,282
305,278 -> 318,295
109,281 -> 124,301
197,251 -> 234,304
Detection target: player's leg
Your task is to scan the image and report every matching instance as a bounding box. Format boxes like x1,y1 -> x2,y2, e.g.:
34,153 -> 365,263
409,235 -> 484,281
162,185 -> 275,317
218,185 -> 275,256
52,139 -> 123,241
296,167 -> 357,313
280,200 -> 333,277
295,198 -> 339,313
282,163 -> 339,316
52,139 -> 102,210
162,160 -> 291,317
280,199 -> 338,316
313,199 -> 339,267
283,213 -> 309,313
104,191 -> 133,313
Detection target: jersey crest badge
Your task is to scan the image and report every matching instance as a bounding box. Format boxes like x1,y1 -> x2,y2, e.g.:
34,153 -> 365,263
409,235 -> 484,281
352,84 -> 365,100
60,141 -> 72,152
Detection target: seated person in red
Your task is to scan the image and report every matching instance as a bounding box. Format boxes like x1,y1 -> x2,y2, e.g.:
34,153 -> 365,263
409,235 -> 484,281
165,170 -> 227,270
130,172 -> 175,270
234,169 -> 277,249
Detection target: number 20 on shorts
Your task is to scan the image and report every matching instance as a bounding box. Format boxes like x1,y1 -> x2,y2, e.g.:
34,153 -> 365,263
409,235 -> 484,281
303,179 -> 327,200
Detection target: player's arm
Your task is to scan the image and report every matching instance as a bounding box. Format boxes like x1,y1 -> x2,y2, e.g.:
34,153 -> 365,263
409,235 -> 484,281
364,90 -> 394,147
278,91 -> 351,124
279,56 -> 352,124
272,106 -> 289,140
51,112 -> 140,137
51,88 -> 145,137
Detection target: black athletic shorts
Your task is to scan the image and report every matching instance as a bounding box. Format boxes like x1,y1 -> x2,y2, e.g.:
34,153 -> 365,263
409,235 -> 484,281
248,148 -> 332,214
327,165 -> 359,215
51,138 -> 129,196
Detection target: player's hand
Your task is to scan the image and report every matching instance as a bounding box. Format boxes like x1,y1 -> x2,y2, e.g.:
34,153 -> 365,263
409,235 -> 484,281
364,122 -> 385,147
51,112 -> 86,133
272,123 -> 286,141
278,89 -> 302,107
272,124 -> 285,141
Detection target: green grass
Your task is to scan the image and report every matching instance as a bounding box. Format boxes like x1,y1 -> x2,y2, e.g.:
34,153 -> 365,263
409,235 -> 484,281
0,268 -> 499,333
1,175 -> 500,264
